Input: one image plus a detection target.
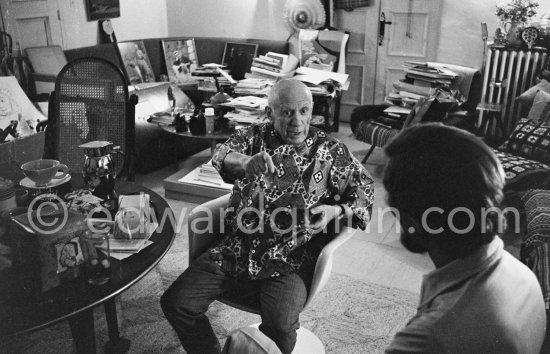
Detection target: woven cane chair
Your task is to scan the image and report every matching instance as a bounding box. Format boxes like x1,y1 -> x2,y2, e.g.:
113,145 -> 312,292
46,57 -> 137,180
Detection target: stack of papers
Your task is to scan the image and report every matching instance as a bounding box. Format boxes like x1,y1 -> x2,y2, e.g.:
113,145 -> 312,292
178,160 -> 233,190
221,96 -> 268,111
234,78 -> 272,95
403,62 -> 457,85
294,67 -> 350,91
99,222 -> 159,260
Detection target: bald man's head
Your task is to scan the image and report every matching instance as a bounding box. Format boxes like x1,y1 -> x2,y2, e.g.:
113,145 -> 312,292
267,79 -> 314,146
268,79 -> 313,108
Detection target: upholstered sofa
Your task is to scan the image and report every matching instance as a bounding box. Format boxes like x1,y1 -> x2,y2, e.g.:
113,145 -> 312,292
61,37 -> 289,173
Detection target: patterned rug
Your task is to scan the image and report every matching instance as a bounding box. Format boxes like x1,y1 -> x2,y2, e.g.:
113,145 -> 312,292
2,231 -> 419,354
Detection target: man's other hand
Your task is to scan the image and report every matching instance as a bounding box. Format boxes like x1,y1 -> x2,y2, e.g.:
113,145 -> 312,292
307,204 -> 341,234
243,151 -> 276,178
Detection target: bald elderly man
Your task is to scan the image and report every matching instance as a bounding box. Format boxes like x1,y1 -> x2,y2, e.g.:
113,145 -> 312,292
161,79 -> 374,354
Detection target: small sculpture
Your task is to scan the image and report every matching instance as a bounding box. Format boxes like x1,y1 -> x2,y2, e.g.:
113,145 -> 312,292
174,113 -> 188,133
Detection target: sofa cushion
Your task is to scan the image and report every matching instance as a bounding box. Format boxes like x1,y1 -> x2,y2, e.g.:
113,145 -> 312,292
517,79 -> 550,112
499,118 -> 550,163
495,150 -> 549,190
527,90 -> 550,123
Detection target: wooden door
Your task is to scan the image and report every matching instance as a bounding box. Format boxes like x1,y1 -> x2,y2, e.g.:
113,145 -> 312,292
374,0 -> 442,102
334,0 -> 441,120
0,0 -> 64,50
334,3 -> 380,121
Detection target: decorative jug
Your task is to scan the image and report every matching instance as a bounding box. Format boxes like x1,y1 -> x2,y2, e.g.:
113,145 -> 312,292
79,141 -> 124,200
503,22 -> 524,47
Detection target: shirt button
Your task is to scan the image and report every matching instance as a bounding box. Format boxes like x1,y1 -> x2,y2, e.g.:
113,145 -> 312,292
251,250 -> 255,254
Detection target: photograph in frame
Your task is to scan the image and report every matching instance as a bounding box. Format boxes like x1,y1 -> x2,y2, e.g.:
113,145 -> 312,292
85,0 -> 120,21
162,39 -> 199,85
117,41 -> 155,85
221,42 -> 258,80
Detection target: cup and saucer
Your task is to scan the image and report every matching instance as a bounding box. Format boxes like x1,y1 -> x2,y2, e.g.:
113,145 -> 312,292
19,159 -> 71,190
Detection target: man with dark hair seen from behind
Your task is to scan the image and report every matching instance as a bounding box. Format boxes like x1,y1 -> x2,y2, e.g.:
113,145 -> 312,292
383,123 -> 545,353
161,79 -> 373,354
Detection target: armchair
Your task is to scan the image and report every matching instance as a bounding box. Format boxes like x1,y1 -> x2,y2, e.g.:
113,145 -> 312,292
352,62 -> 482,163
188,194 -> 357,353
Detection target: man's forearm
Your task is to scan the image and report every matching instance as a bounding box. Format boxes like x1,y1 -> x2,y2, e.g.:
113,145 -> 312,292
222,151 -> 249,177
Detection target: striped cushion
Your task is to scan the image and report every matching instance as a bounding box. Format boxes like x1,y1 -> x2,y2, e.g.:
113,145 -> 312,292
353,120 -> 399,148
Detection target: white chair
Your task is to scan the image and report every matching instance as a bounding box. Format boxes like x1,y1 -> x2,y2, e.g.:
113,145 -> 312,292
188,193 -> 356,353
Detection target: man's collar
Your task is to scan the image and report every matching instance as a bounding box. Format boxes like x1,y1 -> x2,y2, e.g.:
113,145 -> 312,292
419,237 -> 503,308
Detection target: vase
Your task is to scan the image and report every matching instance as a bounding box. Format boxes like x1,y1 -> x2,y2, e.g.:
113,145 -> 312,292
504,22 -> 524,47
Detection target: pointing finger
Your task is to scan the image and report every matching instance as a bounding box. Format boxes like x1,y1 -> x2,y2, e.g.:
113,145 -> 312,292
263,153 -> 276,175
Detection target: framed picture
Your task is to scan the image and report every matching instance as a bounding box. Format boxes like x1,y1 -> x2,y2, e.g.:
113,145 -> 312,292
162,39 -> 199,85
85,0 -> 120,21
117,41 -> 155,85
221,42 -> 258,80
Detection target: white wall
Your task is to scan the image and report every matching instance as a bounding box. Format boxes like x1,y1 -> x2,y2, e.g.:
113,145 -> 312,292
58,0 -> 168,49
166,0 -> 288,41
165,0 -> 550,70
436,0 -> 550,68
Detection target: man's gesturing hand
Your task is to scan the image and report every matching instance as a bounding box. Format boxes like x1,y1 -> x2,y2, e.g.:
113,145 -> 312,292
243,151 -> 276,178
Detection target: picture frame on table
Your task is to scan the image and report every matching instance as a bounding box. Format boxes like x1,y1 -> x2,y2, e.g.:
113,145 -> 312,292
162,39 -> 199,85
221,42 -> 258,80
85,0 -> 120,21
117,41 -> 155,85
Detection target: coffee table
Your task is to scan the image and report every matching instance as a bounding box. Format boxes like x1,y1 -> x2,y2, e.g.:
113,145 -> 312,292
159,124 -> 232,155
0,179 -> 176,354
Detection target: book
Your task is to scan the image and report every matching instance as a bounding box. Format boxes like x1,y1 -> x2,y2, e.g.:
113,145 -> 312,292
384,106 -> 411,115
265,52 -> 288,68
404,67 -> 457,79
250,66 -> 289,78
253,57 -> 282,68
251,61 -> 281,73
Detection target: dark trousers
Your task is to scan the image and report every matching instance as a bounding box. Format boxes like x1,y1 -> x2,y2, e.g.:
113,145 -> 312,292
160,252 -> 309,354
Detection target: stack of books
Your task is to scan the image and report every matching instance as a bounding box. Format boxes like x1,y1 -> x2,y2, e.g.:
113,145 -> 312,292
385,62 -> 459,108
247,52 -> 296,81
221,96 -> 267,124
234,78 -> 271,95
403,62 -> 457,87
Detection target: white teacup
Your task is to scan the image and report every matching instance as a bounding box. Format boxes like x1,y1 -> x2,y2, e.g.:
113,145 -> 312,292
20,159 -> 69,187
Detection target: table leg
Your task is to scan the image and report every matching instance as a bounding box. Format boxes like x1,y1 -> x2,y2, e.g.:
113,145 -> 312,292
104,297 -> 131,354
69,309 -> 96,354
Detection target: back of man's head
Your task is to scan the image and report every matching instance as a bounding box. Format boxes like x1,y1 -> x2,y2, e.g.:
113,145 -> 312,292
383,123 -> 506,258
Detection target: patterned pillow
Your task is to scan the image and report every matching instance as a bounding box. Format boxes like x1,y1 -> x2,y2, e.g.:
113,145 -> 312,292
495,150 -> 549,185
517,79 -> 550,111
527,90 -> 550,123
499,118 -> 550,163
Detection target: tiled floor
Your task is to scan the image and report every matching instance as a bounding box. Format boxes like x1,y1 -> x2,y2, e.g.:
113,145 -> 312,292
136,123 -> 435,295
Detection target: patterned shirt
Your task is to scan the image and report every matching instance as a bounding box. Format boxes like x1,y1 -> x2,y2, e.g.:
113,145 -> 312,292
210,123 -> 374,280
